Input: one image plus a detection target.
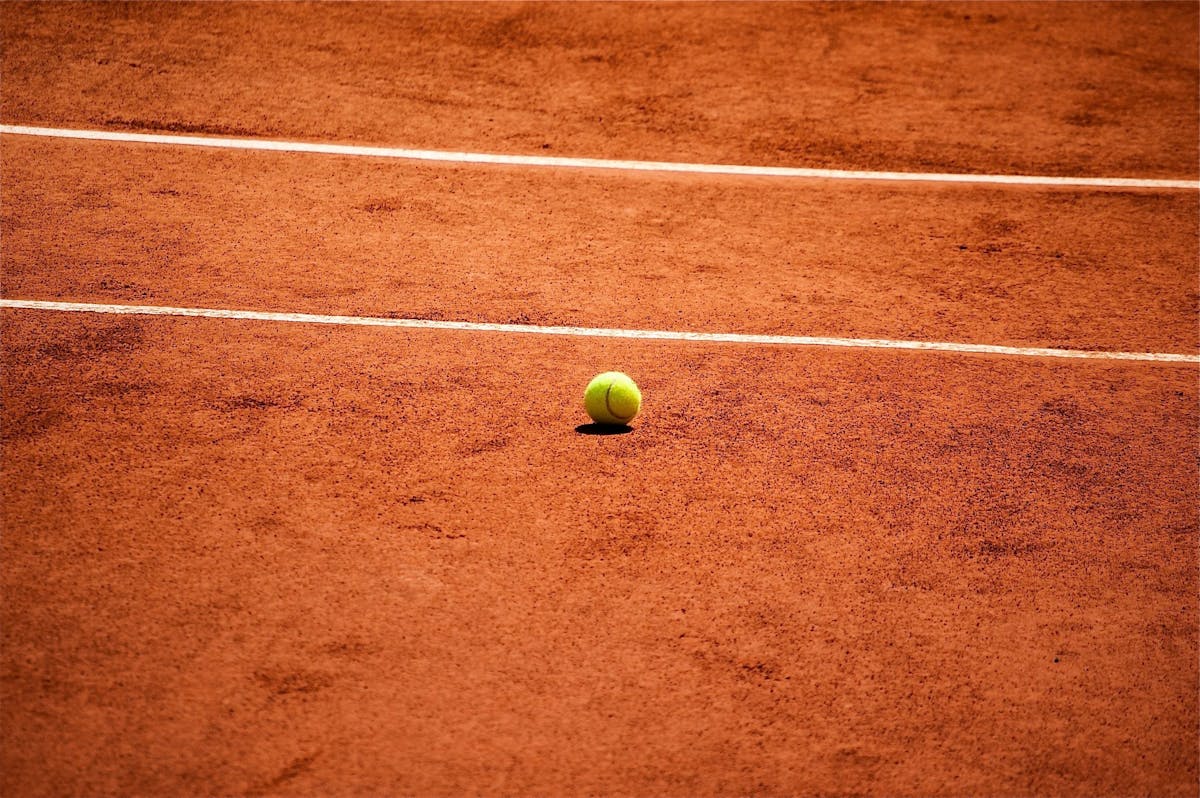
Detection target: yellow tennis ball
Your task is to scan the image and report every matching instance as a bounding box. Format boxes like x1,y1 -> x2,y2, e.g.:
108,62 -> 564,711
584,371 -> 642,425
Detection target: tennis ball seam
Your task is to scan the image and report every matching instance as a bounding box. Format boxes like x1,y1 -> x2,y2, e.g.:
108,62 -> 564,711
604,382 -> 636,422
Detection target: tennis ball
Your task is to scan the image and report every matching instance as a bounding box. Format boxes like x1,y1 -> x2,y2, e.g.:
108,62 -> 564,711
584,372 -> 642,425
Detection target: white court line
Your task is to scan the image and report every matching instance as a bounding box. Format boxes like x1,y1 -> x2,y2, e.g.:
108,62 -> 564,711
2,299 -> 1196,364
2,124 -> 1197,190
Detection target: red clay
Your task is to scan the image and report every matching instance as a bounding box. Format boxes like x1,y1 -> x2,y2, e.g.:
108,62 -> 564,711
2,2 -> 1197,178
3,136 -> 1197,354
3,311 -> 1196,797
2,3 -> 1198,797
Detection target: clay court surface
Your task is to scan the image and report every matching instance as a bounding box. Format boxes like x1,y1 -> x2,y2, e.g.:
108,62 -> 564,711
2,3 -> 1198,796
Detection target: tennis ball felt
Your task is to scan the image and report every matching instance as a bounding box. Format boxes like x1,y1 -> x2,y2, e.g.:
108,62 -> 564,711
584,372 -> 642,425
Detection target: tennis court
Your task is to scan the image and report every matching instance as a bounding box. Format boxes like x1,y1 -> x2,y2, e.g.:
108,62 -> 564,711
2,3 -> 1197,795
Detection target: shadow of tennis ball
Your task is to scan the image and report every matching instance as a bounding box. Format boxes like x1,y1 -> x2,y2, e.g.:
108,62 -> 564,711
574,423 -> 633,436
